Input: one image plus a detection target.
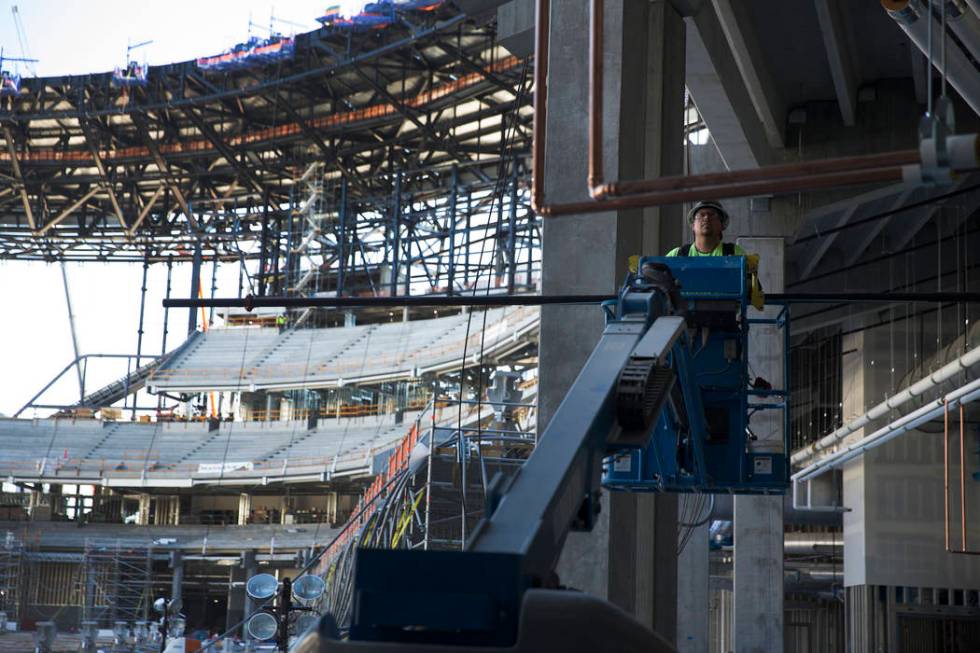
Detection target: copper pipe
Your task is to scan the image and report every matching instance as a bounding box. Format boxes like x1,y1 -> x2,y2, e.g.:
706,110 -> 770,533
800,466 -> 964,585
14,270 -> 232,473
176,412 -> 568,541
588,0 -> 603,191
530,0 -> 549,214
961,403 -> 968,552
529,0 -> 929,218
540,167 -> 905,216
599,150 -> 921,198
945,399 -> 951,552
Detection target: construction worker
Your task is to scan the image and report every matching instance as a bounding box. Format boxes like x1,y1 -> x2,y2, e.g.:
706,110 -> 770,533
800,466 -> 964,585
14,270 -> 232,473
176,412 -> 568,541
666,200 -> 746,257
275,313 -> 287,332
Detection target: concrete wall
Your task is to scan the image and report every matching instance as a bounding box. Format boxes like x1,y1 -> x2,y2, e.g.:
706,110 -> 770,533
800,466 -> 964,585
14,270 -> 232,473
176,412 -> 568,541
843,322 -> 980,589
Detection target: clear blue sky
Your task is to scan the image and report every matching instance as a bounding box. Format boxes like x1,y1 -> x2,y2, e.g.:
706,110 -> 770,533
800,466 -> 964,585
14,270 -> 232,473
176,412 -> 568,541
0,1 -> 375,416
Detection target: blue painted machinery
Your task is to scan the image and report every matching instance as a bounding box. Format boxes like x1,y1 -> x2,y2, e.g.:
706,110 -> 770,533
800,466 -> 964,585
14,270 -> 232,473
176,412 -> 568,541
603,255 -> 788,493
303,256 -> 789,653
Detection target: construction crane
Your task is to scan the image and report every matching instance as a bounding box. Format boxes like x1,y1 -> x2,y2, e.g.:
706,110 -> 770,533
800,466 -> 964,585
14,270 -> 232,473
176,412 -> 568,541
113,39 -> 153,87
2,7 -> 38,97
10,5 -> 35,77
286,255 -> 788,652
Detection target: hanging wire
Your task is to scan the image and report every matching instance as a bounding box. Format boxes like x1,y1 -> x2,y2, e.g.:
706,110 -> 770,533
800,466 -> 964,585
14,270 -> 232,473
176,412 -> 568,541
200,324 -> 252,553
927,0 -> 934,115
939,0 -> 947,98
453,54 -> 532,549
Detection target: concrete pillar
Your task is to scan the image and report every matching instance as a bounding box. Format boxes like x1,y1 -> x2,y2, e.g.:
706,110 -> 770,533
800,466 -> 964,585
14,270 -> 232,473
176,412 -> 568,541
677,521 -> 709,652
170,551 -> 184,607
733,237 -> 785,653
242,550 -> 258,642
137,494 -> 151,526
538,0 -> 684,643
238,493 -> 252,526
227,565 -> 247,634
188,239 -> 202,335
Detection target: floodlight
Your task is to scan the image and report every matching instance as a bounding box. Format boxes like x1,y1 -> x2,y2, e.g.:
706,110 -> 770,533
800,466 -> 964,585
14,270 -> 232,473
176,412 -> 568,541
294,613 -> 318,635
169,616 -> 186,638
153,597 -> 182,614
246,612 -> 279,641
112,621 -> 129,644
292,575 -> 326,602
246,573 -> 279,600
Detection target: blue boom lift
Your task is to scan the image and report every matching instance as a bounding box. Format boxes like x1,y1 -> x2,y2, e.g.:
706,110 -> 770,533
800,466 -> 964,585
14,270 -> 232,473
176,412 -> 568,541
295,255 -> 788,653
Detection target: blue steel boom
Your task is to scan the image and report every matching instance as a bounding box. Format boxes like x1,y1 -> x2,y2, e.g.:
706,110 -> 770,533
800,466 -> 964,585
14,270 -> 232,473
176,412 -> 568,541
295,255 -> 789,653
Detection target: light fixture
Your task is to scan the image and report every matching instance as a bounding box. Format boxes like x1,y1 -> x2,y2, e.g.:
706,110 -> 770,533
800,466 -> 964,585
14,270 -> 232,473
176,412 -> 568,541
246,611 -> 279,641
246,573 -> 279,600
294,613 -> 318,635
292,575 -> 326,602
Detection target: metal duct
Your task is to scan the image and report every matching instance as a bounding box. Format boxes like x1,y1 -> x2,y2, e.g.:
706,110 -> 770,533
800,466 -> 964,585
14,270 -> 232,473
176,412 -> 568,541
794,377 -> 980,481
882,0 -> 980,116
946,0 -> 980,61
711,494 -> 844,525
792,344 -> 980,466
784,533 -> 844,555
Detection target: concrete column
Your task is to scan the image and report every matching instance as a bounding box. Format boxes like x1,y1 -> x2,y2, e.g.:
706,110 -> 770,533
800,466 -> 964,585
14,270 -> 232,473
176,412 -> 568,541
238,493 -> 252,526
677,520 -> 709,652
170,551 -> 184,607
242,550 -> 258,641
137,494 -> 151,526
226,565 -> 247,634
538,0 -> 684,643
733,237 -> 784,653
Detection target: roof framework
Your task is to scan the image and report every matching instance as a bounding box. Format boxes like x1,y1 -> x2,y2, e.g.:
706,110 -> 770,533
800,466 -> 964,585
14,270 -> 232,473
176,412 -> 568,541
0,7 -> 534,268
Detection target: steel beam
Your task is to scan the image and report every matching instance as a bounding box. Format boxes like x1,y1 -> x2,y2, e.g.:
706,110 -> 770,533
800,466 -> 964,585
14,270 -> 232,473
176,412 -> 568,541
2,125 -> 36,231
710,0 -> 785,148
78,119 -> 129,230
813,0 -> 859,126
35,186 -> 100,237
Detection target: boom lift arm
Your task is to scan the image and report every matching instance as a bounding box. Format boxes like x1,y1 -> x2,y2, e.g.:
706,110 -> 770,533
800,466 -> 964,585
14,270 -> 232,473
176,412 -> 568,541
295,256 -> 787,653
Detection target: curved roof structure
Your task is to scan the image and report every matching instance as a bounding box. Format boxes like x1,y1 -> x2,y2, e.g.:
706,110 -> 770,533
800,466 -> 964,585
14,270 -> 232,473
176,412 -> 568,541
0,4 -> 532,261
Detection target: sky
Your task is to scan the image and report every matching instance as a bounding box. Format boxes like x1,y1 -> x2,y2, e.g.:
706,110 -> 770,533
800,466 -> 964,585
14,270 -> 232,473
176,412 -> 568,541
0,0 -> 370,416
0,1 -> 371,77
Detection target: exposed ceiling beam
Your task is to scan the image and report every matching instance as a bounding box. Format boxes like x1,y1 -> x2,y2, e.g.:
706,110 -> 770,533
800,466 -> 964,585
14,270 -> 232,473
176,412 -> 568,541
885,176 -> 980,253
2,125 -> 36,231
685,9 -> 772,169
841,188 -> 916,267
35,186 -> 100,237
130,114 -> 198,231
813,0 -> 858,126
128,183 -> 165,237
710,0 -> 785,148
183,108 -> 264,195
78,120 -> 128,231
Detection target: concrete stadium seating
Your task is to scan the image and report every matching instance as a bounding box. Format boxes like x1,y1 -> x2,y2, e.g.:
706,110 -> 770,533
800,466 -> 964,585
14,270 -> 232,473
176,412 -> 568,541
147,306 -> 538,392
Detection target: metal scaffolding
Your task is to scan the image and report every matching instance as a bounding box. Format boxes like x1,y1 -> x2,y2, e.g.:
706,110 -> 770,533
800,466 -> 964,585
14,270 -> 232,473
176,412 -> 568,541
0,6 -> 533,264
315,381 -> 536,633
79,539 -> 153,627
0,530 -> 24,624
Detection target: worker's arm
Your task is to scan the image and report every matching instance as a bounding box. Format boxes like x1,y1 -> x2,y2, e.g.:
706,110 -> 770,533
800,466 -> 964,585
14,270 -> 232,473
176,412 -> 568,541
665,246 -> 680,257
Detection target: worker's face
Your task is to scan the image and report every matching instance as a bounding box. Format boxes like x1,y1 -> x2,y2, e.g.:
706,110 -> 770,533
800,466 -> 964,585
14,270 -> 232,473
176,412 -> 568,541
692,208 -> 723,238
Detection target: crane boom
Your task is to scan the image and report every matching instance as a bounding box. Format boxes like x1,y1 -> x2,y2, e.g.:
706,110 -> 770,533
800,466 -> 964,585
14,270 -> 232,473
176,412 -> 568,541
10,6 -> 36,76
